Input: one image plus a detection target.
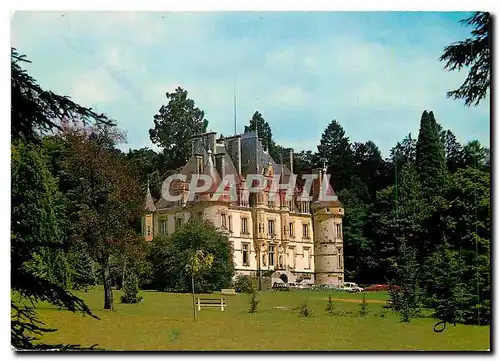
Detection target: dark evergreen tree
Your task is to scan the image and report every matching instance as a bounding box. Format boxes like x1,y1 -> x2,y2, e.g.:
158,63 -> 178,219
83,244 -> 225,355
120,270 -> 143,304
339,188 -> 376,283
426,241 -> 471,328
439,12 -> 490,106
415,111 -> 447,195
440,129 -> 463,173
11,48 -> 103,350
317,120 -> 353,191
351,141 -> 385,200
389,241 -> 422,322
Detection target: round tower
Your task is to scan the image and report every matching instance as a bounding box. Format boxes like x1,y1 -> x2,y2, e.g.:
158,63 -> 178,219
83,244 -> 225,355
312,201 -> 345,286
311,166 -> 344,286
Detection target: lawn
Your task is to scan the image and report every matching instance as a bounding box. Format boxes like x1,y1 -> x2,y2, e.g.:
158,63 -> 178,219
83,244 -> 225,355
23,287 -> 490,351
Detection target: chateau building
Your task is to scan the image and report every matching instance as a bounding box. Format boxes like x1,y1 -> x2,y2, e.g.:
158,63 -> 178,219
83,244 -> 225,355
142,131 -> 345,286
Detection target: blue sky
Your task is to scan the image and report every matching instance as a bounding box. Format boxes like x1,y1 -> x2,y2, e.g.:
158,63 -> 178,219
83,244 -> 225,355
11,11 -> 490,157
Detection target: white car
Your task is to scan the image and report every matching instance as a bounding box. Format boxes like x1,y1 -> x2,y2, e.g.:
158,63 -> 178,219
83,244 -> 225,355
339,282 -> 364,293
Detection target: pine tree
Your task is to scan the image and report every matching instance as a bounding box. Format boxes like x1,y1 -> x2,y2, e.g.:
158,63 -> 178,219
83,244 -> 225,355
440,129 -> 463,173
416,111 -> 447,195
389,240 -> 422,322
317,120 -> 353,191
439,12 -> 490,107
120,270 -> 143,304
426,241 -> 471,329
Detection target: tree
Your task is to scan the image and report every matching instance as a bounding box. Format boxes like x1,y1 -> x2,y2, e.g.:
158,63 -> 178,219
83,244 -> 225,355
244,111 -> 274,152
339,187 -> 376,283
426,241 -> 471,329
11,48 -> 112,143
461,140 -> 487,170
440,129 -> 463,173
389,241 -> 422,322
415,111 -> 447,196
439,12 -> 490,106
317,120 -> 353,191
126,147 -> 166,200
351,141 -> 385,200
11,48 -> 110,350
120,269 -> 143,304
61,124 -> 143,310
149,219 -> 235,293
293,150 -> 318,174
149,87 -> 208,170
186,250 -> 214,321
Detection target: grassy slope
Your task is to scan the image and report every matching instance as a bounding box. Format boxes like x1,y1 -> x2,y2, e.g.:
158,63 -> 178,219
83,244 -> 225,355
28,288 -> 490,351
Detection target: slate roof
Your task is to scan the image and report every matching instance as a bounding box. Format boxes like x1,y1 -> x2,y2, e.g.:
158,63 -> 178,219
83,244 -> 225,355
149,130 -> 339,210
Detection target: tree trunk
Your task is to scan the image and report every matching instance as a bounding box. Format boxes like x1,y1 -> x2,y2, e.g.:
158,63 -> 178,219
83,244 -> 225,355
191,275 -> 197,322
102,258 -> 114,310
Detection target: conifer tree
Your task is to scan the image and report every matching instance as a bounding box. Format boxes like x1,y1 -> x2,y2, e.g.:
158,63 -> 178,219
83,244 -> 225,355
389,240 -> 422,322
415,111 -> 447,195
317,120 -> 353,191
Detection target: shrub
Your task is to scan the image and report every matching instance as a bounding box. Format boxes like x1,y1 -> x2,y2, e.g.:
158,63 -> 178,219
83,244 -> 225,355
298,301 -> 313,317
326,294 -> 334,315
234,275 -> 257,294
120,271 -> 143,304
358,293 -> 368,317
248,290 -> 259,313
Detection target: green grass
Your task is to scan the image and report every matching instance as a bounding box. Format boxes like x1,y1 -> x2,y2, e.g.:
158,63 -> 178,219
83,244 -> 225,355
21,287 -> 490,351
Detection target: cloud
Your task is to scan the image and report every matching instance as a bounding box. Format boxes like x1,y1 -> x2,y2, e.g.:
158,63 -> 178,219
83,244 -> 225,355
67,68 -> 122,107
11,12 -> 489,158
270,86 -> 310,107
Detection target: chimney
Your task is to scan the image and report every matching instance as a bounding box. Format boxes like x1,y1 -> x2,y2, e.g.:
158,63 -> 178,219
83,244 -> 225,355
195,154 -> 203,174
226,135 -> 241,175
203,132 -> 217,155
312,168 -> 323,199
191,135 -> 203,155
282,148 -> 294,173
215,153 -> 225,179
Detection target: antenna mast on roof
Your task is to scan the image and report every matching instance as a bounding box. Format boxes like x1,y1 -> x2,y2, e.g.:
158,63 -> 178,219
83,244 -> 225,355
233,77 -> 237,135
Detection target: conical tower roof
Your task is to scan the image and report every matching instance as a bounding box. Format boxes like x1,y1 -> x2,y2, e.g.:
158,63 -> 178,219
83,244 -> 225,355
144,182 -> 156,212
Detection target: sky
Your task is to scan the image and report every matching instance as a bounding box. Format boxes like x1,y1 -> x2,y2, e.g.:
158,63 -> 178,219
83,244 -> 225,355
10,11 -> 490,157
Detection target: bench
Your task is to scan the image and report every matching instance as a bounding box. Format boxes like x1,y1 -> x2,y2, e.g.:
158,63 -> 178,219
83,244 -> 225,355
272,282 -> 290,291
221,288 -> 236,296
197,297 -> 227,311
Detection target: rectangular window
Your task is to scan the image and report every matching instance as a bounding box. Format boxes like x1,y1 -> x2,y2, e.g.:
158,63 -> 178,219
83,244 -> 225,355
147,225 -> 151,237
160,220 -> 167,235
268,219 -> 275,236
288,246 -> 296,268
288,200 -> 293,211
228,215 -> 233,233
241,217 -> 248,234
336,224 -> 342,239
289,222 -> 294,237
221,213 -> 227,229
268,245 -> 275,266
303,223 -> 309,239
304,247 -> 311,269
242,243 -> 249,266
176,217 -> 183,230
337,248 -> 343,268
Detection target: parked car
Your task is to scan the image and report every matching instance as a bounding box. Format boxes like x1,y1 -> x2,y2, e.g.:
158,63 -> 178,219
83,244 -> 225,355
339,282 -> 364,293
364,284 -> 400,292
